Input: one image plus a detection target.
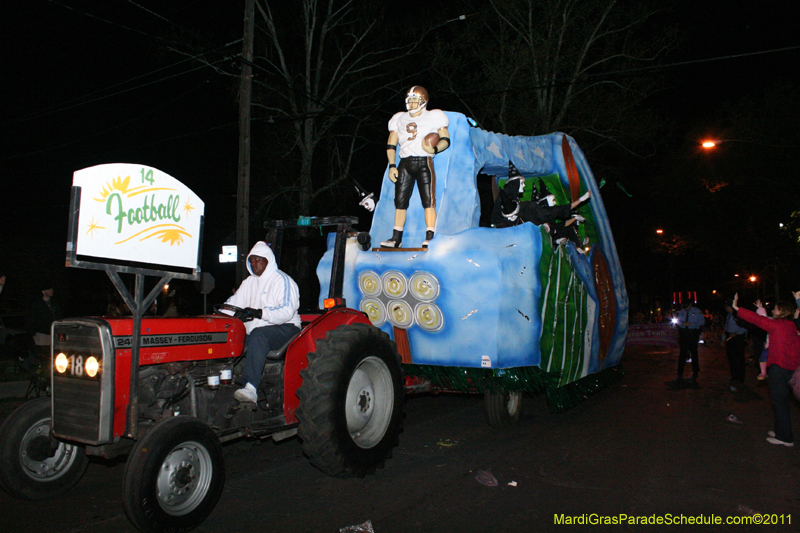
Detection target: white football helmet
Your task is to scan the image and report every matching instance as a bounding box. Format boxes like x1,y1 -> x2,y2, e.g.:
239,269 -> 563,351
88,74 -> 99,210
405,86 -> 429,112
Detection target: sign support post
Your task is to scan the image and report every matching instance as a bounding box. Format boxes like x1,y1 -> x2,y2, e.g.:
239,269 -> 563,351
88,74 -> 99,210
66,165 -> 205,438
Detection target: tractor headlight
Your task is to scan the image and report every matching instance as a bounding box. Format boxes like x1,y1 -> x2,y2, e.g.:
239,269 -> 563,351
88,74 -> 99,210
54,352 -> 100,378
85,356 -> 100,377
55,352 -> 69,373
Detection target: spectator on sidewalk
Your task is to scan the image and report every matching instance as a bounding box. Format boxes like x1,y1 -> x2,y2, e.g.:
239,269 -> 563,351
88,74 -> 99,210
732,293 -> 800,447
29,281 -> 63,359
723,300 -> 749,391
754,302 -> 770,380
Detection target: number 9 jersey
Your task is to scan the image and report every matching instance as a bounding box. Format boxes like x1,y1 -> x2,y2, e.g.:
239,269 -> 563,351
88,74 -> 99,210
389,108 -> 449,159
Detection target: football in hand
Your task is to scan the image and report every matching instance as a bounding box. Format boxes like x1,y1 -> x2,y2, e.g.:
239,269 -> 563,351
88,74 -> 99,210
422,132 -> 440,154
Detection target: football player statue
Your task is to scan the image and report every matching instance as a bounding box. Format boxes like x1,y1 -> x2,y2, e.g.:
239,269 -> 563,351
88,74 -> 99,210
380,86 -> 450,248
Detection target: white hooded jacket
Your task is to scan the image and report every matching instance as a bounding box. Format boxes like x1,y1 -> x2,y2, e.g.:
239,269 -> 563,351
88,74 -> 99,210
224,241 -> 301,334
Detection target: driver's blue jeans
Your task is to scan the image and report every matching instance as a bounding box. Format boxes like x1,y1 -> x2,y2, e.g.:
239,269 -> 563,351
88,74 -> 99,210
241,323 -> 301,388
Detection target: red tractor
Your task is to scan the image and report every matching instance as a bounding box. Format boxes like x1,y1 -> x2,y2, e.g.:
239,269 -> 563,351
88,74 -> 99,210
0,217 -> 405,533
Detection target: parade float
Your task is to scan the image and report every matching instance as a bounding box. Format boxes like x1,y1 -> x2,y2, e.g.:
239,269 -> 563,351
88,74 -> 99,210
319,110 -> 628,418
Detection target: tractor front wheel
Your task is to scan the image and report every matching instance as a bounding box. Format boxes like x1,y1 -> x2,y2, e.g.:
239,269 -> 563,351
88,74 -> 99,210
0,397 -> 89,500
122,416 -> 225,533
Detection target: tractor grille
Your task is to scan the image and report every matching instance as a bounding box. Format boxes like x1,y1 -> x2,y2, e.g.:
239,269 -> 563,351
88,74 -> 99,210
51,319 -> 115,445
52,375 -> 102,442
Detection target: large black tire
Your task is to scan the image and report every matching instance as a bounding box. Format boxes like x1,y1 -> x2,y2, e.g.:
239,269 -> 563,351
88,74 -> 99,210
0,397 -> 89,500
484,390 -> 523,428
122,417 -> 225,533
296,322 -> 404,478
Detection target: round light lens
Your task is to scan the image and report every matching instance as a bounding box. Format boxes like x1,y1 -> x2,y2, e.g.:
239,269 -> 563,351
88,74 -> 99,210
381,271 -> 408,299
409,272 -> 440,302
360,298 -> 387,326
358,270 -> 381,297
415,303 -> 444,332
55,353 -> 69,374
387,300 -> 414,329
85,356 -> 99,378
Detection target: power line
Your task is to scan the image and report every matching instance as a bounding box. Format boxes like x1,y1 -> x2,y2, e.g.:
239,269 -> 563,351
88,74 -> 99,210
45,0 -> 163,40
122,0 -> 172,23
588,45 -> 800,81
9,1 -> 242,127
1,79 -> 228,162
1,40 -> 242,128
444,45 -> 800,98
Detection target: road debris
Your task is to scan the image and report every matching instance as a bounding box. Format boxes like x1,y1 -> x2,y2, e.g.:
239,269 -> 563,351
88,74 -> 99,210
340,519 -> 375,533
475,469 -> 498,487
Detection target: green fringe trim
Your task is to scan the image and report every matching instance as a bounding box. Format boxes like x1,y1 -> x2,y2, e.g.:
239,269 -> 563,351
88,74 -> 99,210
545,365 -> 626,413
403,364 -> 558,394
403,363 -> 625,414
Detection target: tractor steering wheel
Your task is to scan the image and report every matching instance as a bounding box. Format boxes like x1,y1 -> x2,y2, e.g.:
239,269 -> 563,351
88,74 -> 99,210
214,303 -> 253,321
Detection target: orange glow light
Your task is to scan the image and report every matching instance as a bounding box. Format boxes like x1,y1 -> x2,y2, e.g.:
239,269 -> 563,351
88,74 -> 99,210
701,141 -> 716,148
656,229 -> 663,234
749,276 -> 757,282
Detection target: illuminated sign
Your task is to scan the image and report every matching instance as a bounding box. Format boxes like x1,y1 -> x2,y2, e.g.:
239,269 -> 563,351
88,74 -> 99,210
72,164 -> 204,269
219,245 -> 238,263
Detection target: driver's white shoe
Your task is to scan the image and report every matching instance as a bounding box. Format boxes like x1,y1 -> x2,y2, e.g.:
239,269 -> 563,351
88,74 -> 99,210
234,382 -> 257,403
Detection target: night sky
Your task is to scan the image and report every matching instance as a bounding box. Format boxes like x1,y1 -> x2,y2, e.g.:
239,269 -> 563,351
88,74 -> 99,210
2,0 -> 799,316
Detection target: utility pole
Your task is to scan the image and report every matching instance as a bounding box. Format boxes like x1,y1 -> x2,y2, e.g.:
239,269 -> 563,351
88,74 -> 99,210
236,0 -> 255,284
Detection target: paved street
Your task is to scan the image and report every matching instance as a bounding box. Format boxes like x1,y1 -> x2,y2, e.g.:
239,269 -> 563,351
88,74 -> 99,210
2,341 -> 799,532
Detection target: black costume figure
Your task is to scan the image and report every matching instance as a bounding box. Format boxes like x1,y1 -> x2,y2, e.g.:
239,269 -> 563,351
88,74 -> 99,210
491,163 -> 588,250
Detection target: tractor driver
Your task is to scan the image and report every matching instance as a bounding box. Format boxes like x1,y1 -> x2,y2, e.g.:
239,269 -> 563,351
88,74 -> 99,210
224,241 -> 301,403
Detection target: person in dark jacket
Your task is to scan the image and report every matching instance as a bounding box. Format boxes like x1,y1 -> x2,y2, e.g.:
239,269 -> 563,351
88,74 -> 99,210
665,301 -> 706,389
29,281 -> 63,358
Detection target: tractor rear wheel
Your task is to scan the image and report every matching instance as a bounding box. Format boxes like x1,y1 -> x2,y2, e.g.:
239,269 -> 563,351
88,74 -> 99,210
297,323 -> 404,477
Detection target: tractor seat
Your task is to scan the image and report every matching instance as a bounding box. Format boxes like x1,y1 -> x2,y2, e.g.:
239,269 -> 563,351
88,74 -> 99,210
265,332 -> 300,361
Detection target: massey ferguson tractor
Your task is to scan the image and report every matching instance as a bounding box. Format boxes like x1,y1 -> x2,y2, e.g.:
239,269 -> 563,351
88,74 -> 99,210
0,113 -> 628,533
0,215 -> 403,533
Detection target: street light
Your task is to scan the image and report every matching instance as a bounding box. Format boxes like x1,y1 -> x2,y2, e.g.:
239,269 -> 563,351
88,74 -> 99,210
701,138 -> 798,149
749,275 -> 761,300
701,139 -> 758,149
